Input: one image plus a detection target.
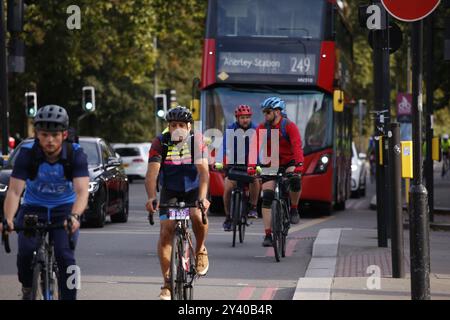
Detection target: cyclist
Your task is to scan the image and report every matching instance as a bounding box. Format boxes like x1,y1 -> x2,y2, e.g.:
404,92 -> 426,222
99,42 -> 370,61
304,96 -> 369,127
145,106 -> 210,300
254,97 -> 304,247
442,134 -> 450,177
1,105 -> 89,300
221,105 -> 261,232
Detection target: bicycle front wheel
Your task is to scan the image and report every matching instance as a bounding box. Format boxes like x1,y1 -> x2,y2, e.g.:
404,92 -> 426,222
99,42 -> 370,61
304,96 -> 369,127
231,192 -> 241,247
281,201 -> 290,258
183,237 -> 196,300
170,233 -> 185,300
271,200 -> 282,262
239,194 -> 247,244
31,263 -> 44,300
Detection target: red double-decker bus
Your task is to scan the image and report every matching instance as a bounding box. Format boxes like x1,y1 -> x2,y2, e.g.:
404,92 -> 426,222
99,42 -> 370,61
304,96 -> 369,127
200,0 -> 354,214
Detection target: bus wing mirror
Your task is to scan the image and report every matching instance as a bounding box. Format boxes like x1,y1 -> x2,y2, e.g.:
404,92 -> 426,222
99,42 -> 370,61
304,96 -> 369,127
333,90 -> 345,112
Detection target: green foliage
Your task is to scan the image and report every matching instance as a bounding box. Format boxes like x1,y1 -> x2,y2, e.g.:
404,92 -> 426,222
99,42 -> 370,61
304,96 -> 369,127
7,0 -> 447,144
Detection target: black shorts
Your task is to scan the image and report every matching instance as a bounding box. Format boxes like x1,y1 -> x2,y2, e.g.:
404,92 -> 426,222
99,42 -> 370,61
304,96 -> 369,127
159,188 -> 199,219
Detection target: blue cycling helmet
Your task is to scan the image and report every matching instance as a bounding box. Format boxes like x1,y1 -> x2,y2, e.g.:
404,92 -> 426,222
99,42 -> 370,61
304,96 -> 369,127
260,97 -> 286,111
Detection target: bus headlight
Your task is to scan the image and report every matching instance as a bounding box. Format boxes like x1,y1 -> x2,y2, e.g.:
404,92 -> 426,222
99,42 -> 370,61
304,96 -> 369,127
314,154 -> 331,174
88,182 -> 100,193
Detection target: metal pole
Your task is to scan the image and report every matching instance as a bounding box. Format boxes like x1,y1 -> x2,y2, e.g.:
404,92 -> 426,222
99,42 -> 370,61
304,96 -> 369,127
153,36 -> 160,137
425,15 -> 434,223
383,12 -> 392,240
359,100 -> 363,151
373,32 -> 387,247
0,0 -> 10,156
409,20 -> 430,300
389,122 -> 405,278
373,0 -> 387,247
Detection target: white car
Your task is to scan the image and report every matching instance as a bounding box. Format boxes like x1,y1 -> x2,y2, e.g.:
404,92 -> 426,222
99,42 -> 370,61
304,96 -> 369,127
113,143 -> 151,182
351,142 -> 367,198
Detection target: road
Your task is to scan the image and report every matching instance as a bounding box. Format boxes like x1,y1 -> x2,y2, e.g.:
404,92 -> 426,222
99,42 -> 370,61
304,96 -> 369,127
0,179 -> 373,300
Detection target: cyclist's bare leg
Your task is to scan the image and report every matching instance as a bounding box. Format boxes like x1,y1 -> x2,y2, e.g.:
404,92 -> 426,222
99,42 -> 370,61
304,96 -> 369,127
158,220 -> 177,280
223,178 -> 237,218
190,207 -> 209,254
249,179 -> 261,207
261,180 -> 276,230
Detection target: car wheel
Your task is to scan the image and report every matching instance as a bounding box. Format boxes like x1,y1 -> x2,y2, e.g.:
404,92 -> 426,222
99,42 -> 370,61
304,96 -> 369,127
111,190 -> 129,223
91,190 -> 106,228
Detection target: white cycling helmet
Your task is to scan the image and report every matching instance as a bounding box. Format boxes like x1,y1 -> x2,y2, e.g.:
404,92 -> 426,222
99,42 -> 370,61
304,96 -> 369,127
443,134 -> 449,140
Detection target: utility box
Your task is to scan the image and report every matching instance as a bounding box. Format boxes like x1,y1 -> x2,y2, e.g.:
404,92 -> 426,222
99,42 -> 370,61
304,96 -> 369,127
401,141 -> 413,178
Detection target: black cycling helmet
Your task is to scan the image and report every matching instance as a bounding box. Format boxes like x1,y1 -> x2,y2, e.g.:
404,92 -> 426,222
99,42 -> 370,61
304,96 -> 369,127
34,105 -> 69,132
165,106 -> 193,123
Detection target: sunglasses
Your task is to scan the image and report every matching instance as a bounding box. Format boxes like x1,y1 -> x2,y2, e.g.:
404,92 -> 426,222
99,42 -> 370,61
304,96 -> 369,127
263,109 -> 273,115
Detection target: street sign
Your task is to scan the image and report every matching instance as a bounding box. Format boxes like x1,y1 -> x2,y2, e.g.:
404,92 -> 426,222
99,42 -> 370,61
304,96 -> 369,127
368,22 -> 403,54
381,0 -> 441,22
397,93 -> 412,123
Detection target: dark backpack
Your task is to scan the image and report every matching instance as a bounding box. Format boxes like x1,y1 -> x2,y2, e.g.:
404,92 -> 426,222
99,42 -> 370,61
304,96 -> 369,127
265,118 -> 291,144
28,140 -> 74,181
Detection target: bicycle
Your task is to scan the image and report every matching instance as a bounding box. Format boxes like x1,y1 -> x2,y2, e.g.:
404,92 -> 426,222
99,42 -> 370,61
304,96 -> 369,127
2,215 -> 75,300
148,201 -> 207,300
253,167 -> 294,262
216,164 -> 254,247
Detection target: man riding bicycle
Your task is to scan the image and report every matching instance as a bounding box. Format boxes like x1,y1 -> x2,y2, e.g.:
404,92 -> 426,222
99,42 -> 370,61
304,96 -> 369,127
221,105 -> 261,231
1,105 -> 89,300
145,106 -> 210,300
254,97 -> 304,247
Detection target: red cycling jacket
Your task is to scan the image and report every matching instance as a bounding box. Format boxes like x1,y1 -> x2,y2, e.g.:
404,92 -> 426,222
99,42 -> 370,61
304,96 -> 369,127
251,118 -> 304,169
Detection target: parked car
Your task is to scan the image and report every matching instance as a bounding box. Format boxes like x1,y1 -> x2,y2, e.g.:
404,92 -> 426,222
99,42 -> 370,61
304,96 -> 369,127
0,137 -> 129,228
112,143 -> 151,182
351,142 -> 367,198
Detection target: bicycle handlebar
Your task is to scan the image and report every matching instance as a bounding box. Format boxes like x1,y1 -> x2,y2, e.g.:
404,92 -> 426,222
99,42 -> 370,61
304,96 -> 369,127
149,201 -> 207,225
2,218 -> 75,253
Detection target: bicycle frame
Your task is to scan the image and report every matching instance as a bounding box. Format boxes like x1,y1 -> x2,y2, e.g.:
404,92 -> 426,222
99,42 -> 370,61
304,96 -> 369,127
2,215 -> 74,300
32,229 -> 59,300
155,202 -> 207,300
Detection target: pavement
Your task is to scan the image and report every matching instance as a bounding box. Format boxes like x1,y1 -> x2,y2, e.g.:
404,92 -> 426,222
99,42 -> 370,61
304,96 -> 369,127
293,161 -> 450,300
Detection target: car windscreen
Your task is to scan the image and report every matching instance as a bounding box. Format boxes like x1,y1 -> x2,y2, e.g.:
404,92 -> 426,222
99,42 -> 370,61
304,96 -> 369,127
79,141 -> 101,165
114,147 -> 141,157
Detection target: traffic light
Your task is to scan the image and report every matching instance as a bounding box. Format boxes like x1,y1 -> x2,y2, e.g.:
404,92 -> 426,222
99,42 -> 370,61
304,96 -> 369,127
25,92 -> 37,118
155,94 -> 167,119
82,86 -> 96,112
163,89 -> 177,108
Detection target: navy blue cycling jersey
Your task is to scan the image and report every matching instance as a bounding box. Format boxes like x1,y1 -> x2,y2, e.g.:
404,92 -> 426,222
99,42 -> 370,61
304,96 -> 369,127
11,141 -> 89,209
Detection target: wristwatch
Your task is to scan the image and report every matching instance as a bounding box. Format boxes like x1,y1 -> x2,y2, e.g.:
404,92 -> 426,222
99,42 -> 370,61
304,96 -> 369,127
70,213 -> 81,222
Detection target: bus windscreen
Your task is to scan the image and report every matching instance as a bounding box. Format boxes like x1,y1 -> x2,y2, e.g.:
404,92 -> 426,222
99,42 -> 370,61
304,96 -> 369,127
203,87 -> 333,155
